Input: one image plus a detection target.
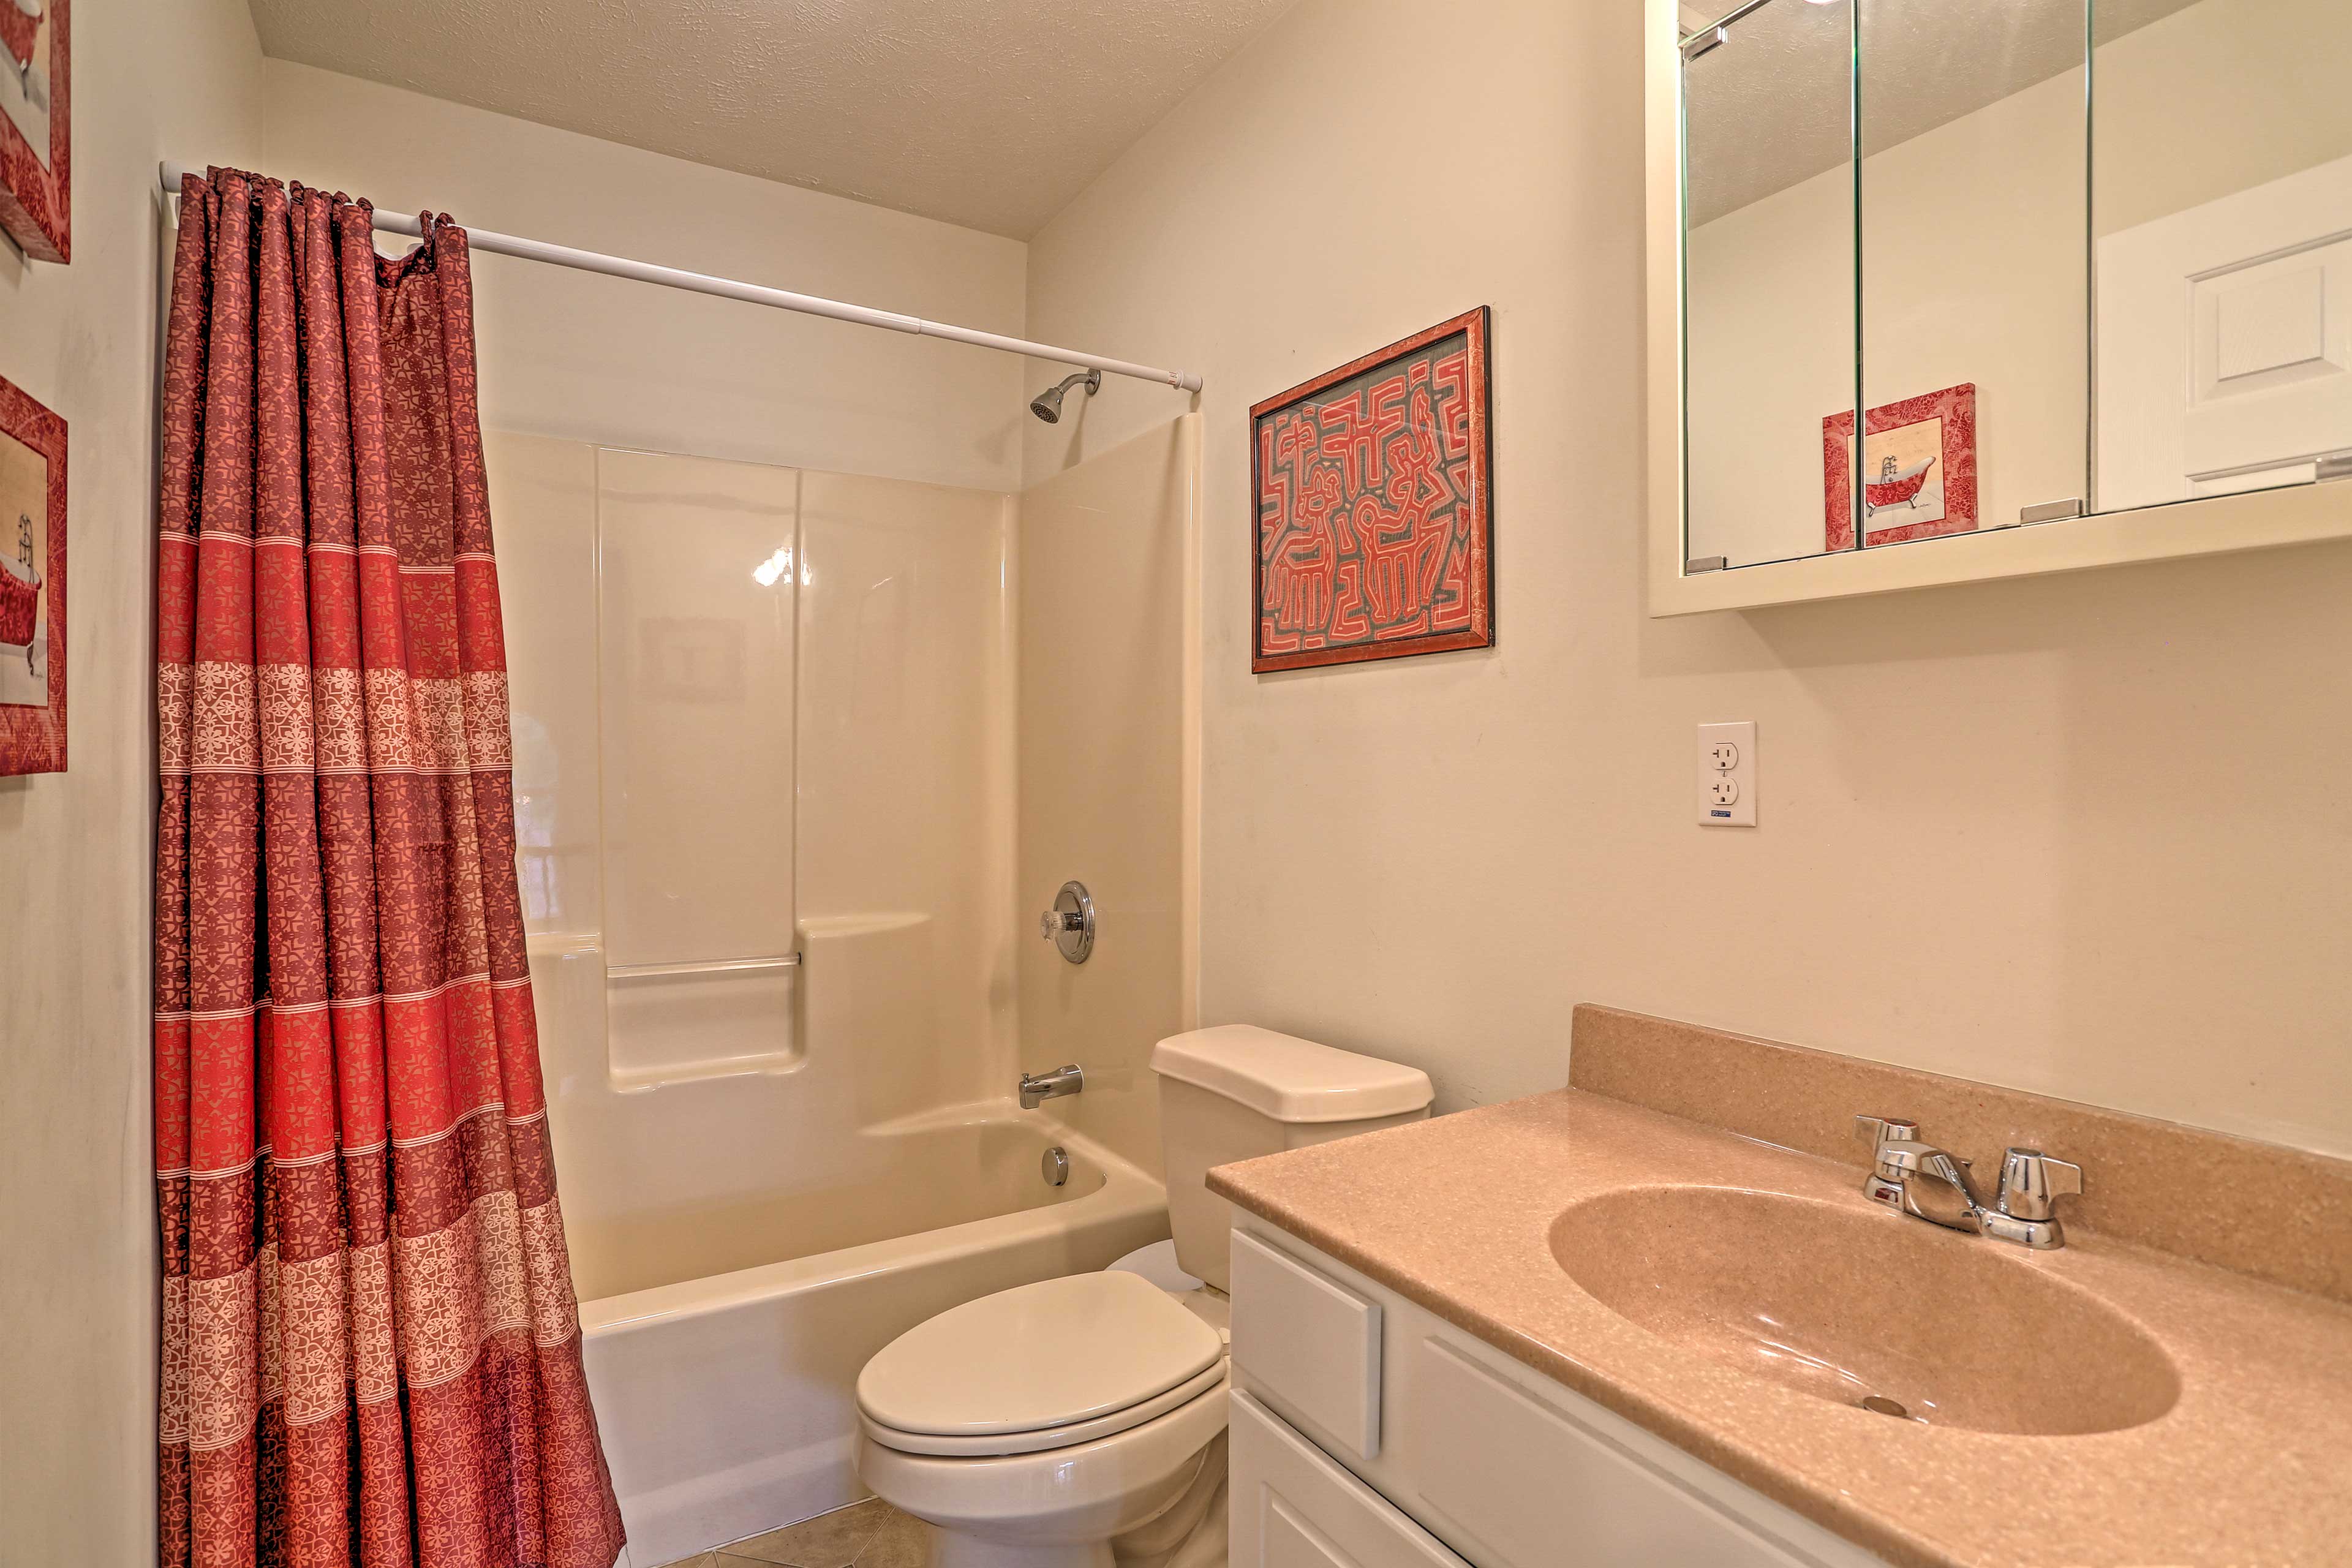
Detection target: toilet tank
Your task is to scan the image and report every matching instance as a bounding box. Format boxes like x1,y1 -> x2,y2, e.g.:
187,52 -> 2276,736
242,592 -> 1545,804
1151,1025 -> 1434,1292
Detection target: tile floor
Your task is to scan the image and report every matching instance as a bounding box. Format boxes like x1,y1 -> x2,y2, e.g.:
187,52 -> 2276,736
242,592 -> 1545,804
652,1496 -> 929,1568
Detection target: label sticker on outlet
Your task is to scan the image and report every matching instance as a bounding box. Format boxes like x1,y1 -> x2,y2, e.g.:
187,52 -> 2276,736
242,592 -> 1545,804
1698,721 -> 1755,827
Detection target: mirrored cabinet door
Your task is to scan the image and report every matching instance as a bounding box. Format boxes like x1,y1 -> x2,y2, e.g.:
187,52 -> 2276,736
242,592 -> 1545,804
1681,0 -> 1856,572
2091,0 -> 2352,514
1653,0 -> 2352,612
1859,0 -> 2088,545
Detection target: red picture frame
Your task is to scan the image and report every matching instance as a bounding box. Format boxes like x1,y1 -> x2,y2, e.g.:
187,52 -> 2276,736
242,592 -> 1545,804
1251,307 -> 1493,672
0,371 -> 64,775
1822,382 -> 1978,551
0,0 -> 67,262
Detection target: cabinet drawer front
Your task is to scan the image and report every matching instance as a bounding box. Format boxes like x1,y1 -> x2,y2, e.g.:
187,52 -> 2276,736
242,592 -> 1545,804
1230,1229 -> 1382,1460
1407,1339 -> 1826,1568
1232,1392 -> 1470,1568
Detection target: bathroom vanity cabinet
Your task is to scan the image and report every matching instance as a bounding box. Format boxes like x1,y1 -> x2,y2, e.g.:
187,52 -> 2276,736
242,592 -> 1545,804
1224,1223 -> 1890,1568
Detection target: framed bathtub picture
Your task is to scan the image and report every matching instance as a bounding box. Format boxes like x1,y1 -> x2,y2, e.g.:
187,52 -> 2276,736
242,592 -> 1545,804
1822,382 -> 1978,551
0,370 -> 64,774
0,0 -> 66,262
1251,306 -> 1493,672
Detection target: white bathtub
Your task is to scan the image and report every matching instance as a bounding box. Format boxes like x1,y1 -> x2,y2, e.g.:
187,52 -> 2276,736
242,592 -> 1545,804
578,1106 -> 1168,1567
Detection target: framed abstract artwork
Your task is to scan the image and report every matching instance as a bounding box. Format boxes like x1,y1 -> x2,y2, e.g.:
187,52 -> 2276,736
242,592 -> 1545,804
1251,306 -> 1493,672
0,369 -> 63,774
1822,382 -> 1977,551
0,0 -> 66,262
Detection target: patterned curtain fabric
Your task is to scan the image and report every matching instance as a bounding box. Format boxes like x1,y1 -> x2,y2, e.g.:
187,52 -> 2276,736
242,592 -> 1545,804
154,168 -> 625,1568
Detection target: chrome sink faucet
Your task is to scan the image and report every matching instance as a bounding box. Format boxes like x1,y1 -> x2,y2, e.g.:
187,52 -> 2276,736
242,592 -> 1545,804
1853,1115 -> 2082,1250
1019,1064 -> 1084,1109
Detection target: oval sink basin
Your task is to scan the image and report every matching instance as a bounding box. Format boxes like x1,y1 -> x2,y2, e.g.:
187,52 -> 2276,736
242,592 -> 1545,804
1550,1185 -> 2179,1434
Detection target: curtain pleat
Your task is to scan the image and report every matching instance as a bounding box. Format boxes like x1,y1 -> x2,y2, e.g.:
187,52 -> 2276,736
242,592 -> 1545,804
155,168 -> 625,1568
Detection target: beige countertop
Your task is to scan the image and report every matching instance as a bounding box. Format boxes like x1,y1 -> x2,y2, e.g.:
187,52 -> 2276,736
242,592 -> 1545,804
1208,1086 -> 2352,1568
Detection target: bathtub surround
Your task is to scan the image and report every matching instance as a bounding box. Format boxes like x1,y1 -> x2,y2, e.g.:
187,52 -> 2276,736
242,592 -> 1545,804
154,178 -> 620,1566
1022,0 -> 2352,1158
1017,417 -> 1202,1177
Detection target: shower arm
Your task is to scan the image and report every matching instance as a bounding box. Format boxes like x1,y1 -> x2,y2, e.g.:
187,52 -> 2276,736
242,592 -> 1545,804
155,162 -> 1205,394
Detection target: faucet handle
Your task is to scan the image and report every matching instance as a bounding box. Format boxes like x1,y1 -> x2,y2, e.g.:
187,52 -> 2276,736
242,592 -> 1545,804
1853,1114 -> 1920,1154
1997,1148 -> 2082,1222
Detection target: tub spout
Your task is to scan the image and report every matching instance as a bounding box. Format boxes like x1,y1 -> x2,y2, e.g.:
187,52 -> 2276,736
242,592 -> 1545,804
1019,1065 -> 1084,1110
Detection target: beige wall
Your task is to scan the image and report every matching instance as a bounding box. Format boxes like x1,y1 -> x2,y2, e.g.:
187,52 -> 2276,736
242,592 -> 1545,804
1023,0 -> 2352,1158
1016,416 -> 1200,1176
262,61 -> 1030,492
0,1 -> 265,1560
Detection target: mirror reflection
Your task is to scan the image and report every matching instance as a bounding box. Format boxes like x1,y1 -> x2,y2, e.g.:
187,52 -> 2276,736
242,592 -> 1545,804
1682,0 -> 2352,573
1859,0 -> 2086,549
2092,0 -> 2352,512
1682,0 -> 1855,571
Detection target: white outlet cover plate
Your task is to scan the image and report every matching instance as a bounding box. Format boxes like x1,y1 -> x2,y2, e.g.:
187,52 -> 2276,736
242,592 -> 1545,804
1697,720 -> 1756,827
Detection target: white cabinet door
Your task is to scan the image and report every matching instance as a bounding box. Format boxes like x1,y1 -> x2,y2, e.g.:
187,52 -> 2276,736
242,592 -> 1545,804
2097,151 -> 2352,510
1229,1231 -> 1384,1463
1404,1340 -> 1828,1568
1231,1393 -> 1471,1568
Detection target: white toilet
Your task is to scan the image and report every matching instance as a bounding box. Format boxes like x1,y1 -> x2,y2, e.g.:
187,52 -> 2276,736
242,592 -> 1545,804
855,1025 -> 1434,1568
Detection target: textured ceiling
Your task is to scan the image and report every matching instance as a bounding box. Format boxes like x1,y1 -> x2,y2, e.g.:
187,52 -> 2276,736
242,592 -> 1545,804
246,0 -> 1302,238
1684,0 -> 2207,226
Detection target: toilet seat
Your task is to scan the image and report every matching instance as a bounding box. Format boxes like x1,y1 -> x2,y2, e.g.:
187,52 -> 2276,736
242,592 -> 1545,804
858,1271 -> 1227,1458
862,1360 -> 1227,1456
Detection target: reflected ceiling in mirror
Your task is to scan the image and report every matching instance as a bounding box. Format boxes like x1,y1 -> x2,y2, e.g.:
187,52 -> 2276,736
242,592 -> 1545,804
1683,0 -> 2201,227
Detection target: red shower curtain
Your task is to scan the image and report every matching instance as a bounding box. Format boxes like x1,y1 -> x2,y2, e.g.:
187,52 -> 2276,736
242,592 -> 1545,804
153,169 -> 625,1568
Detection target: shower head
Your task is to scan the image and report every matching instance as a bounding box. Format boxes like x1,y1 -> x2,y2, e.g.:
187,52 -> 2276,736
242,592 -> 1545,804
1030,369 -> 1102,424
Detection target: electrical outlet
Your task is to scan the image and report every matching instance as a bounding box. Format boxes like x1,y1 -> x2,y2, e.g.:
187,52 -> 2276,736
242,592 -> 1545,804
1697,721 -> 1756,827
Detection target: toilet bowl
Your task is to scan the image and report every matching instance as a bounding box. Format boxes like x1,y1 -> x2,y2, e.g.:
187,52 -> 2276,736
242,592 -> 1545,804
856,1027 -> 1433,1568
856,1268 -> 1231,1568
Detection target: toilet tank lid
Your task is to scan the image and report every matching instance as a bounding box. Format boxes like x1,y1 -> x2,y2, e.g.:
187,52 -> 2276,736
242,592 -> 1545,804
1150,1025 -> 1434,1122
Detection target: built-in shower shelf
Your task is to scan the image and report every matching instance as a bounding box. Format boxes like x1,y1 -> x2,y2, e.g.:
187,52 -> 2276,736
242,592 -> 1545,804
606,953 -> 801,980
603,949 -> 804,1091
519,931 -> 805,1092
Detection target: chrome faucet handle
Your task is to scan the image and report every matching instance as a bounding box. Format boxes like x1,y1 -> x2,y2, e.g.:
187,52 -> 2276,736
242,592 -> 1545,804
1852,1115 -> 1981,1233
1875,1140 -> 1972,1177
1996,1148 -> 2082,1223
1977,1147 -> 2081,1250
1852,1114 -> 1920,1156
1852,1117 -> 1970,1176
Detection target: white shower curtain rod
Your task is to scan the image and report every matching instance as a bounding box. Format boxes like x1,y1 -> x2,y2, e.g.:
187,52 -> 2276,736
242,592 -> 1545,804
157,161 -> 1204,393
